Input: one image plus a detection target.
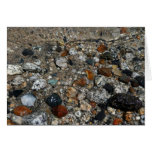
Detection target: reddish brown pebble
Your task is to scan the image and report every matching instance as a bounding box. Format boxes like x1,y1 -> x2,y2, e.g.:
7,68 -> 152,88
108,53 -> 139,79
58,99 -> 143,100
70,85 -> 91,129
97,44 -> 107,53
120,27 -> 127,34
60,50 -> 68,57
85,70 -> 94,80
98,68 -> 112,77
13,105 -> 32,116
99,59 -> 105,64
136,35 -> 140,40
74,78 -> 86,87
129,87 -> 135,94
89,101 -> 97,108
113,118 -> 122,125
52,105 -> 68,118
125,112 -> 132,122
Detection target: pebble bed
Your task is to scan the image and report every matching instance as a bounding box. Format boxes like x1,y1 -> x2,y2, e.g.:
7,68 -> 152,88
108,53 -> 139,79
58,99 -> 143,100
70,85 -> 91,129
7,27 -> 145,125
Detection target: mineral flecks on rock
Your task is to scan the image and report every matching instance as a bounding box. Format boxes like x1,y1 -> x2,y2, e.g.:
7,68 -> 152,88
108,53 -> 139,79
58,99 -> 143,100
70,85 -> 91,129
107,93 -> 142,111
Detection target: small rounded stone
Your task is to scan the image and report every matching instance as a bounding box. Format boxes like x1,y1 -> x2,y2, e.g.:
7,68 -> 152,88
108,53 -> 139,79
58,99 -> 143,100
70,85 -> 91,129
13,105 -> 32,116
52,105 -> 68,118
46,93 -> 62,107
21,94 -> 36,107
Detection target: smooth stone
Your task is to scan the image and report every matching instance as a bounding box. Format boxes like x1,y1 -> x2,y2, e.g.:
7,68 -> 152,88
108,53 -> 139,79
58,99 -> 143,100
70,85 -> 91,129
48,79 -> 58,86
21,94 -> 36,107
7,64 -> 23,75
23,62 -> 41,72
22,49 -> 34,56
56,57 -> 67,68
11,76 -> 25,85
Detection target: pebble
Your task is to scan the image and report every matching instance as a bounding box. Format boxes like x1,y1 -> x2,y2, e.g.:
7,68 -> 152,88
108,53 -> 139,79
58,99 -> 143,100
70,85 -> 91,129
107,106 -> 116,115
46,93 -> 62,107
93,57 -> 99,62
136,116 -> 140,121
100,52 -> 113,60
13,105 -> 32,116
7,119 -> 15,125
113,118 -> 122,125
12,90 -> 23,97
77,93 -> 86,101
122,69 -> 133,77
32,79 -> 47,90
118,75 -> 130,84
86,58 -> 94,65
69,48 -> 77,55
98,67 -> 112,77
130,79 -> 139,87
11,76 -> 25,85
56,57 -> 68,68
139,107 -> 145,115
80,101 -> 92,111
48,79 -> 58,86
95,110 -> 105,121
103,83 -> 114,94
74,78 -> 86,87
52,105 -> 68,118
75,111 -> 82,118
97,44 -> 107,53
11,115 -> 23,125
125,112 -> 132,122
22,49 -> 34,56
85,70 -> 94,80
60,50 -> 68,57
107,93 -> 142,111
21,94 -> 36,107
7,64 -> 23,75
135,76 -> 145,88
66,87 -> 77,98
89,101 -> 96,108
23,112 -> 47,125
112,67 -> 122,76
23,62 -> 41,72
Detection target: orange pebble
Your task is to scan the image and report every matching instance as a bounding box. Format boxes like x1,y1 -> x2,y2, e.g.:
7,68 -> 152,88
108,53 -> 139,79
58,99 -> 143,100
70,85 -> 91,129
85,70 -> 94,80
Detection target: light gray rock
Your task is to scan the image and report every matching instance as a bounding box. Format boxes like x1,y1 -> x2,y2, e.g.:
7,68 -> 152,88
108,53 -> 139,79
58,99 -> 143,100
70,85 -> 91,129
56,57 -> 67,68
32,79 -> 47,90
21,94 -> 36,106
23,62 -> 41,72
12,75 -> 25,85
11,115 -> 23,125
7,64 -> 23,75
69,48 -> 77,55
23,112 -> 47,125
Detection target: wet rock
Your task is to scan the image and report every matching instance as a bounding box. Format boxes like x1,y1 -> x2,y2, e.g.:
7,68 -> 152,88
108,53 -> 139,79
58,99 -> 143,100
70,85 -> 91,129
98,68 -> 112,77
32,79 -> 47,90
85,70 -> 94,80
7,64 -> 23,75
23,62 -> 41,72
52,105 -> 68,118
95,110 -> 105,121
22,49 -> 34,56
103,83 -> 114,94
13,105 -> 32,116
135,76 -> 145,87
21,94 -> 36,107
130,79 -> 139,87
107,93 -> 142,111
66,87 -> 77,98
12,90 -> 23,97
56,57 -> 67,68
46,93 -> 62,107
97,44 -> 107,53
23,112 -> 47,125
118,75 -> 130,84
122,69 -> 133,77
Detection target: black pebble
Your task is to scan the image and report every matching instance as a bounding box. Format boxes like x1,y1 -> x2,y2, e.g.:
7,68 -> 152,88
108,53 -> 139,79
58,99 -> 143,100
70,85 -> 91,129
86,58 -> 94,65
22,49 -> 34,56
63,36 -> 67,42
46,93 -> 62,107
95,110 -> 105,121
112,59 -> 120,67
107,93 -> 142,111
12,90 -> 23,97
103,83 -> 114,94
122,69 -> 133,77
135,76 -> 145,88
68,59 -> 73,65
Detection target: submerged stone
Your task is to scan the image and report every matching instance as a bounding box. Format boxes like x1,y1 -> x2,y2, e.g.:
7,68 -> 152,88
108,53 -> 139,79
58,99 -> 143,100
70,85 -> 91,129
107,93 -> 142,111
